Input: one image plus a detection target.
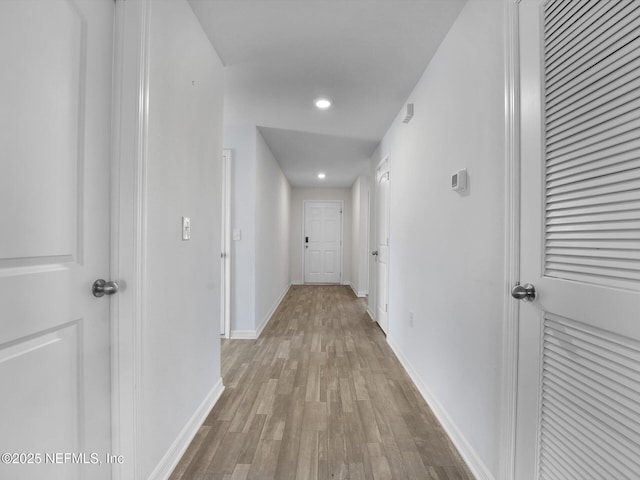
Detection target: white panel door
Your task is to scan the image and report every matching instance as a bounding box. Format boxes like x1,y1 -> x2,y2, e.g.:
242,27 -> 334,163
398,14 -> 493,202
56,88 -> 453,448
375,161 -> 390,334
515,1 -> 640,478
0,1 -> 114,479
304,201 -> 342,284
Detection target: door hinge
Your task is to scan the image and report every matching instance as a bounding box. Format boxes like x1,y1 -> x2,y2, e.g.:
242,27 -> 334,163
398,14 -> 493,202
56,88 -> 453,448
385,304 -> 388,312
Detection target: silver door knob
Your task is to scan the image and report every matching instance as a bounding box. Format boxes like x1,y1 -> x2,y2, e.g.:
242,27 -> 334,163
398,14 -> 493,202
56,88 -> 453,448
93,279 -> 119,297
371,251 -> 379,256
511,282 -> 536,302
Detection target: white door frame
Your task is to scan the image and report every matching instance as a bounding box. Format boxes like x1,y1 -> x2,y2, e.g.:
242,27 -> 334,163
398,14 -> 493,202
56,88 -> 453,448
500,1 -> 523,479
220,150 -> 232,339
302,200 -> 344,284
373,156 -> 390,332
111,0 -> 151,478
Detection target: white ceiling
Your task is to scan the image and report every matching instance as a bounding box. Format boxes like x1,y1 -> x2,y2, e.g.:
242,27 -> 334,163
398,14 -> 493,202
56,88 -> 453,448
189,0 -> 467,187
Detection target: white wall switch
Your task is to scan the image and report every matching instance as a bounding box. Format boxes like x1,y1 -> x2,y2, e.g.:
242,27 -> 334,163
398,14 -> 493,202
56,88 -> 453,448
182,216 -> 191,240
233,228 -> 241,241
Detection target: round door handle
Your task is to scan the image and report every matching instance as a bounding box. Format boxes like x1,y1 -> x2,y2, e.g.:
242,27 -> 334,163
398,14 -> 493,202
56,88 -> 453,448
93,279 -> 119,297
511,282 -> 536,302
371,251 -> 379,256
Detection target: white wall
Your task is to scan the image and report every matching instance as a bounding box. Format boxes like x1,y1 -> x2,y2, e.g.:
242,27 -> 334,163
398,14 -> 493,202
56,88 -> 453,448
290,188 -> 352,285
350,176 -> 369,296
224,126 -> 291,336
224,126 -> 257,332
368,0 -> 505,478
255,129 -> 291,333
143,0 -> 224,477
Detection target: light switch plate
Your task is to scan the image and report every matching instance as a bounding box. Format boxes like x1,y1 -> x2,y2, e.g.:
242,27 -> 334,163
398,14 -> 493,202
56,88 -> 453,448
182,216 -> 191,240
233,228 -> 241,241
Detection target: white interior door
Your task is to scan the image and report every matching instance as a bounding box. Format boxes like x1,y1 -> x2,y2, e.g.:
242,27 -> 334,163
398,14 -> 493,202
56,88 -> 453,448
375,160 -> 390,334
515,1 -> 640,477
221,150 -> 231,337
304,201 -> 342,284
0,1 -> 114,479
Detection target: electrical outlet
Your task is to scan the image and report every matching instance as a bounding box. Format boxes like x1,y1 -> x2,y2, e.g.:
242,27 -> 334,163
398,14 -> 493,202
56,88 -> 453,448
409,311 -> 414,328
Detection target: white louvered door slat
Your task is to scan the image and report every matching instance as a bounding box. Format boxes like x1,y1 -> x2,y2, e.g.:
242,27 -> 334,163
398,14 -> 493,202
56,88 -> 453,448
543,0 -> 640,291
547,158 -> 640,186
545,2 -> 640,74
515,1 -> 640,478
544,0 -> 603,50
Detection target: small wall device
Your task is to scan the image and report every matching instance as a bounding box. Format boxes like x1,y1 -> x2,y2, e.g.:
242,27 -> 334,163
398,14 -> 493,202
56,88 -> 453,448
402,103 -> 414,124
451,168 -> 468,192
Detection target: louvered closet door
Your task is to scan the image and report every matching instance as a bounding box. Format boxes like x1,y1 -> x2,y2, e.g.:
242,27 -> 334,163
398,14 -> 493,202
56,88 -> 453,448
515,1 -> 640,478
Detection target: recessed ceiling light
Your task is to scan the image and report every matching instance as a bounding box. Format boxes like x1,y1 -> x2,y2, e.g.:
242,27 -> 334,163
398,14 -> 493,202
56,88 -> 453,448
314,98 -> 331,110
317,173 -> 326,179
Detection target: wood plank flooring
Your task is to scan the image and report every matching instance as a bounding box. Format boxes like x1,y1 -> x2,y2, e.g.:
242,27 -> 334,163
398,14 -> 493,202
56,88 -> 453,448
170,285 -> 474,480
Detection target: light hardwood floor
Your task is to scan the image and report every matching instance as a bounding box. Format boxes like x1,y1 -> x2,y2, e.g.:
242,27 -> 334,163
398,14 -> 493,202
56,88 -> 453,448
170,285 -> 474,480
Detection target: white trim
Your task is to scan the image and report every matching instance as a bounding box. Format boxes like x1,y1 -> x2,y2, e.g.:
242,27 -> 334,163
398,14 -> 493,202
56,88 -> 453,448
230,330 -> 258,340
366,307 -> 375,320
387,338 -> 495,480
373,156 -> 391,333
153,379 -> 225,480
349,283 -> 367,298
255,283 -> 291,338
302,200 -> 344,285
230,283 -> 291,340
220,149 -> 232,339
364,188 -> 371,299
500,1 -> 521,479
111,0 -> 151,478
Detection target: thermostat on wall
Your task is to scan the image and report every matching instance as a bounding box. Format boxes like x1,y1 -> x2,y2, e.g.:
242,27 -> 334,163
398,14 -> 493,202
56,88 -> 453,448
451,168 -> 467,192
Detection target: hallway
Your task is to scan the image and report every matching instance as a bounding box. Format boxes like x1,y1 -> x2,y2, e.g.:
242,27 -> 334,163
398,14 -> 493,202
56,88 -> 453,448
170,286 -> 473,480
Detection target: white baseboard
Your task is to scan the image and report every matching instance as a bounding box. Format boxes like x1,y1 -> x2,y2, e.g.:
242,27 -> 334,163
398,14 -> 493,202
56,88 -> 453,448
349,283 -> 368,298
229,330 -> 257,339
153,378 -> 225,480
256,283 -> 291,338
386,337 -> 495,480
366,307 -> 375,320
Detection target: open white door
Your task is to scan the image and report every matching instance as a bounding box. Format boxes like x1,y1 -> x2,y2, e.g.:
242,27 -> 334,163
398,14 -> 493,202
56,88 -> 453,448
304,201 -> 342,284
515,1 -> 640,477
220,150 -> 231,338
374,159 -> 390,334
0,1 -> 114,479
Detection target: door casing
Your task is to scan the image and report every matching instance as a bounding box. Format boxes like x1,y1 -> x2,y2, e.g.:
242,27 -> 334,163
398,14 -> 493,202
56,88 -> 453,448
374,157 -> 391,334
220,150 -> 232,338
110,0 -> 152,478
